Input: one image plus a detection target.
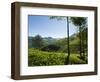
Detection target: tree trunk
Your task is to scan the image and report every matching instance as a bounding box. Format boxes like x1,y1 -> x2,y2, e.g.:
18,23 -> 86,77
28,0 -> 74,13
79,26 -> 82,57
81,29 -> 85,60
86,29 -> 88,56
65,17 -> 70,64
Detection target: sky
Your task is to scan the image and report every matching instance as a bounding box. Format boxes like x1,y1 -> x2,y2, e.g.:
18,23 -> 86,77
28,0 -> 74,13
28,15 -> 77,38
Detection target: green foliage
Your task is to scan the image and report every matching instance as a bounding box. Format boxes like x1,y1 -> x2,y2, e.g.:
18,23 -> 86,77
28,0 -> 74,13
68,54 -> 86,64
28,48 -> 87,66
70,17 -> 87,27
49,16 -> 66,21
28,48 -> 66,66
70,17 -> 88,57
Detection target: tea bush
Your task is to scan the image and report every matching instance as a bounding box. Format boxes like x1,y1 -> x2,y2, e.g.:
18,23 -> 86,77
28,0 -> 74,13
28,48 -> 66,66
28,48 -> 87,66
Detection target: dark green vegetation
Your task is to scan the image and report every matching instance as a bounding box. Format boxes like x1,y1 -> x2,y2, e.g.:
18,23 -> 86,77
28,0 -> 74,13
28,16 -> 88,66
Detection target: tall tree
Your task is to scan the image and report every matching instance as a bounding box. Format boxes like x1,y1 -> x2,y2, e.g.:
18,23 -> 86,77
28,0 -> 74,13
66,17 -> 70,64
70,17 -> 87,57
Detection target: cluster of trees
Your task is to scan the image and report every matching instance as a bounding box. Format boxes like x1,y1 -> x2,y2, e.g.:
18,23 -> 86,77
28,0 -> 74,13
50,16 -> 88,64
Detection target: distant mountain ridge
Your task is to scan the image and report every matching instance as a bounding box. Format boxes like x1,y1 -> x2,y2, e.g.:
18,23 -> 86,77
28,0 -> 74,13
28,36 -> 58,48
28,33 -> 78,48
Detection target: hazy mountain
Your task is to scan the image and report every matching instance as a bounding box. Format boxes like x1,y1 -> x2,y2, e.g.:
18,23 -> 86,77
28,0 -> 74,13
28,33 -> 78,48
28,36 -> 58,48
28,37 -> 33,48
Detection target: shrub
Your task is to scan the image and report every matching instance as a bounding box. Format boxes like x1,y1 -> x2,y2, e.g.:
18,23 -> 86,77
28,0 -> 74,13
41,44 -> 60,52
69,55 -> 86,64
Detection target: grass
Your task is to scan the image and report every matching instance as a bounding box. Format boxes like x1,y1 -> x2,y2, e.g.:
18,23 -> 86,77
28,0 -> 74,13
28,48 -> 87,66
